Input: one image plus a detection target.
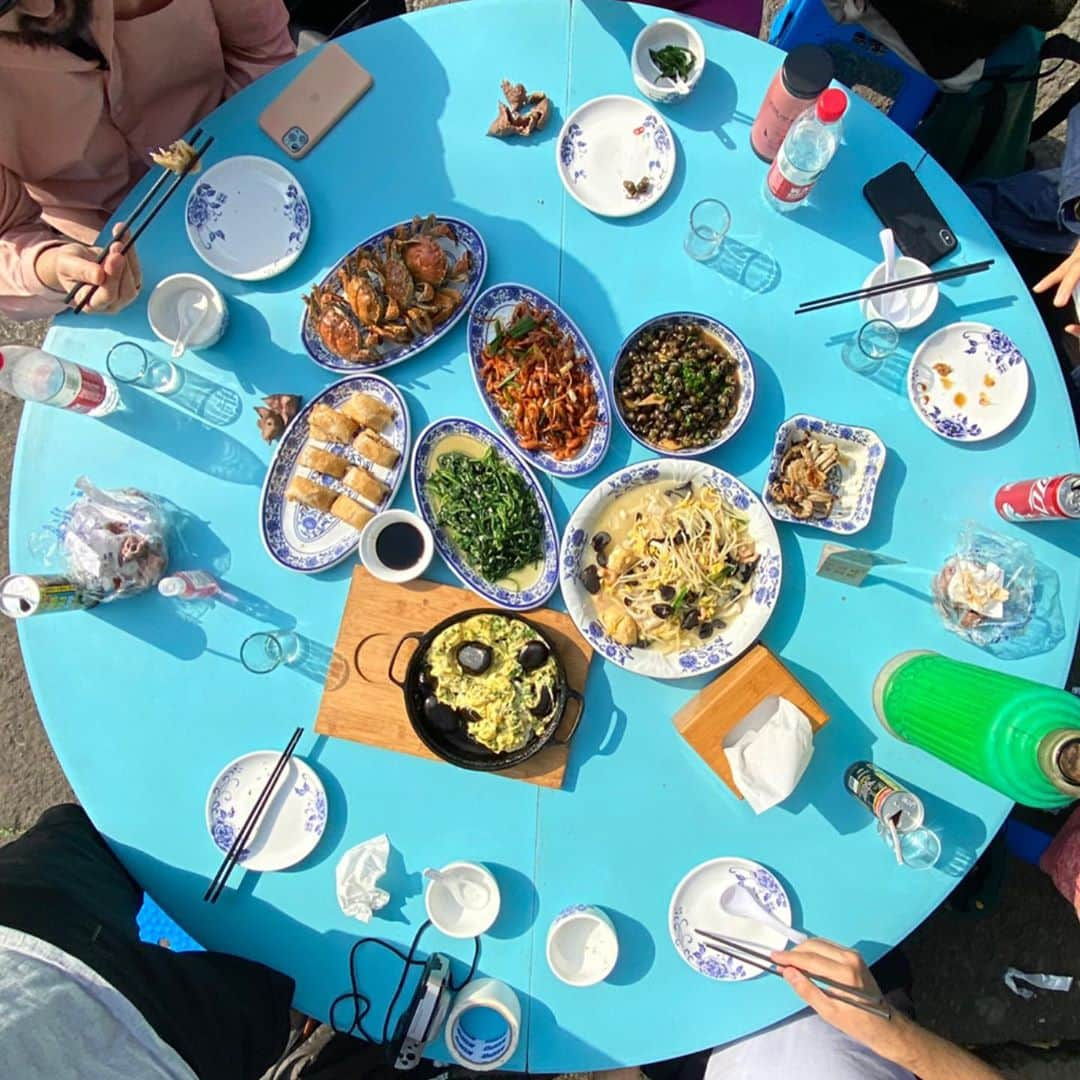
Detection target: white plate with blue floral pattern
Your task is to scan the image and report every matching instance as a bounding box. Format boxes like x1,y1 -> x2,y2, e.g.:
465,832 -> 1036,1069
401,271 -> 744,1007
762,414 -> 886,535
467,283 -> 610,477
669,857 -> 792,981
411,416 -> 560,610
908,322 -> 1029,442
560,458 -> 782,679
556,95 -> 676,217
205,751 -> 327,872
259,375 -> 409,573
185,155 -> 310,281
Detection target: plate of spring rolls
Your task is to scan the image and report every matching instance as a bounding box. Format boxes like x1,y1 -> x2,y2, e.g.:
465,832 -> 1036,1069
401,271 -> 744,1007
260,374 -> 409,572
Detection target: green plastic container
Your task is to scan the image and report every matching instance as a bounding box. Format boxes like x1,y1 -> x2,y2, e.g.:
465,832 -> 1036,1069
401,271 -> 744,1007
873,651 -> 1080,809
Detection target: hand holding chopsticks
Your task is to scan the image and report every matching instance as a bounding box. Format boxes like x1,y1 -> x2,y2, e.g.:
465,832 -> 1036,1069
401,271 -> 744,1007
203,725 -> 304,904
61,127 -> 214,316
694,929 -> 893,1021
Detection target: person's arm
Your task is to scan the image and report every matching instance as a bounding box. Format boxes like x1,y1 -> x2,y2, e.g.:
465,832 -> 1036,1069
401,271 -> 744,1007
774,940 -> 1003,1080
209,0 -> 296,99
0,166 -> 142,320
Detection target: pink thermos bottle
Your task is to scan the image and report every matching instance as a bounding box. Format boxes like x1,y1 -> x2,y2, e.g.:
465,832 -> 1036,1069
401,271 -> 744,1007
751,44 -> 834,162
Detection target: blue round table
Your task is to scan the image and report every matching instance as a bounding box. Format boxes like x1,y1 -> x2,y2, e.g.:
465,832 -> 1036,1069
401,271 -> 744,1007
10,0 -> 1080,1070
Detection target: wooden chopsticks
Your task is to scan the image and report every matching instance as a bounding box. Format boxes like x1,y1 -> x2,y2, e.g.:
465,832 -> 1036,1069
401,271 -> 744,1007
65,127 -> 214,315
203,726 -> 304,904
795,259 -> 994,315
694,928 -> 893,1020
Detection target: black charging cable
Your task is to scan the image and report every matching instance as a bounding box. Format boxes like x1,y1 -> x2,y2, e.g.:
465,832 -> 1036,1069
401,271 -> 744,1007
330,920 -> 481,1046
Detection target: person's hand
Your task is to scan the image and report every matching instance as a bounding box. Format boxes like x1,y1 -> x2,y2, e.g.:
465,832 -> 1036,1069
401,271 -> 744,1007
772,940 -> 909,1061
35,222 -> 142,314
1033,246 -> 1080,337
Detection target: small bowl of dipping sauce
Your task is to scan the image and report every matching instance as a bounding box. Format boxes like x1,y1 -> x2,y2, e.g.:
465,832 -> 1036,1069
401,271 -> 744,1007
359,509 -> 434,583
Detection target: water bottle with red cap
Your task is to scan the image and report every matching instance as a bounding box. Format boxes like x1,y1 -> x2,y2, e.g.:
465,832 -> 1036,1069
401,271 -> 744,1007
765,87 -> 849,212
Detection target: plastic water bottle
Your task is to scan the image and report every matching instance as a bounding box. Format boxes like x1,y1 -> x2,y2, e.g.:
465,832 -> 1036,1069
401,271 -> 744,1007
158,570 -> 221,600
0,344 -> 119,416
765,87 -> 849,212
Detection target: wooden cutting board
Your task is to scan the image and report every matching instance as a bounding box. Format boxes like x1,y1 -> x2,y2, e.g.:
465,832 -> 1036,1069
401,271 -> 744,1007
315,567 -> 593,788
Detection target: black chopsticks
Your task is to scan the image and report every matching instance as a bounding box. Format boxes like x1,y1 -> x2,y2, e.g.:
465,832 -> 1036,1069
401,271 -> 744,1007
795,259 -> 995,315
694,929 -> 893,1020
203,726 -> 304,904
65,127 -> 214,315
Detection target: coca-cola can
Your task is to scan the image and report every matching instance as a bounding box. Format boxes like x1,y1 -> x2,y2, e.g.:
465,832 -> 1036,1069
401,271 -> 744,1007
995,474 -> 1080,522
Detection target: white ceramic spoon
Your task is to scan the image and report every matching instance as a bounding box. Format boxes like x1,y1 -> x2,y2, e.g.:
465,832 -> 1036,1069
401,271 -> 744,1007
877,228 -> 909,322
171,290 -> 210,359
423,867 -> 490,910
719,882 -> 808,945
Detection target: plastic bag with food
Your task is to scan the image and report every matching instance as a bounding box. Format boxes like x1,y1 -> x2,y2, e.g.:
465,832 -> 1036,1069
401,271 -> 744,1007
55,477 -> 170,601
932,522 -> 1035,648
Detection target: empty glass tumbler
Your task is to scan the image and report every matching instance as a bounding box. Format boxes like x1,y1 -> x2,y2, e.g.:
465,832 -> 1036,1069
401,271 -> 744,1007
684,199 -> 732,262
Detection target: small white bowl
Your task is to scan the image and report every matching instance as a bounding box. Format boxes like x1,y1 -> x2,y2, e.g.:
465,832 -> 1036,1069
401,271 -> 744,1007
148,272 -> 228,350
546,905 -> 619,986
358,509 -> 433,584
631,19 -> 705,105
424,861 -> 501,938
859,256 -> 938,329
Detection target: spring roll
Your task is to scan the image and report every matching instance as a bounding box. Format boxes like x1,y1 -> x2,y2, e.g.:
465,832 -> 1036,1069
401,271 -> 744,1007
285,474 -> 336,512
339,392 -> 394,432
352,428 -> 400,468
299,444 -> 348,479
331,494 -> 374,531
342,465 -> 389,505
308,404 -> 358,444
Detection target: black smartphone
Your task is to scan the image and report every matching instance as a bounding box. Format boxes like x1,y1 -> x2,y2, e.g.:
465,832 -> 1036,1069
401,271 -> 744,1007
863,163 -> 958,266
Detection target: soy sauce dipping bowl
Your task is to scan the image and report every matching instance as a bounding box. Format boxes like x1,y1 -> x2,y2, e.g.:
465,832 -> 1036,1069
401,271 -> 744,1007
358,509 -> 434,584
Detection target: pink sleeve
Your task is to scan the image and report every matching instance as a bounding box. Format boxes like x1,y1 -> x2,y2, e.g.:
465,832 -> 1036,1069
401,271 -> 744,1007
210,0 -> 297,98
0,166 -> 68,321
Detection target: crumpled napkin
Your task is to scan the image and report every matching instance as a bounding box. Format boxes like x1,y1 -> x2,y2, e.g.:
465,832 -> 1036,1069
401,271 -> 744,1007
724,697 -> 814,814
947,558 -> 1009,619
336,834 -> 391,922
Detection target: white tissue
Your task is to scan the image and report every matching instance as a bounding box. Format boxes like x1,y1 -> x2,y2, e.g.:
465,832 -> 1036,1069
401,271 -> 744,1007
724,697 -> 814,814
1004,967 -> 1074,1000
336,834 -> 391,922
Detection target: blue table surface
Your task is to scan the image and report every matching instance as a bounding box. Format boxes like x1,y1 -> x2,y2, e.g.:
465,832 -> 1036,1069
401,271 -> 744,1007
9,0 -> 1080,1070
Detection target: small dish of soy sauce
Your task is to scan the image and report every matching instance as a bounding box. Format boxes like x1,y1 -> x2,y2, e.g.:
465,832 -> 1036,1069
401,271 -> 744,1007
359,509 -> 434,584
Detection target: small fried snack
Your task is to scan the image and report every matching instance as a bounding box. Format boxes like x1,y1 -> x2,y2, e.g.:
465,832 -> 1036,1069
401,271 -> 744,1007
342,465 -> 389,505
331,494 -> 374,531
299,444 -> 348,479
339,392 -> 394,432
309,404 -> 358,444
285,474 -> 336,512
352,428 -> 400,468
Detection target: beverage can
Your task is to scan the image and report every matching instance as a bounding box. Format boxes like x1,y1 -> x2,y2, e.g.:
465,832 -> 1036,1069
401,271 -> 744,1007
994,474 -> 1080,522
844,761 -> 925,832
0,574 -> 98,618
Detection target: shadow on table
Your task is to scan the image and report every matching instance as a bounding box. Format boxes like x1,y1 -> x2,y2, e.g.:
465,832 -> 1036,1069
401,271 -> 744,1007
710,348 -> 785,476
706,234 -> 782,294
758,522 -> 805,656
90,591 -> 207,661
659,61 -> 741,150
563,664 -> 627,792
486,862 -> 539,940
898,773 -> 988,880
160,364 -> 243,427
102,389 -> 266,487
934,289 -> 1020,324
605,907 -> 656,985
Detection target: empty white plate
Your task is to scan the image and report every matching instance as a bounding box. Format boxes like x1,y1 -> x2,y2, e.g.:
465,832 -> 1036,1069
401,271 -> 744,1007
205,751 -> 327,872
669,857 -> 793,981
556,95 -> 676,218
185,155 -> 310,281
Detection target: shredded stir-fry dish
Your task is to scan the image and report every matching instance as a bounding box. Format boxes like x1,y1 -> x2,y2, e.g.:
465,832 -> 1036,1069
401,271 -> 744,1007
149,139 -> 201,175
427,445 -> 544,583
580,480 -> 759,652
478,300 -> 600,460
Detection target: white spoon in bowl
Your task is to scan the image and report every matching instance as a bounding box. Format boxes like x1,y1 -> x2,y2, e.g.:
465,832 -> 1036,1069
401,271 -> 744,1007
719,882 -> 808,945
423,867 -> 490,910
171,290 -> 210,359
877,228 -> 909,323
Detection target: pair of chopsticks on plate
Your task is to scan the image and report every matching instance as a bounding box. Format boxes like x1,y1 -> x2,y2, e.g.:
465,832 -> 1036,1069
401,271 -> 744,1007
203,725 -> 304,904
64,126 -> 215,315
795,258 -> 995,316
694,928 -> 893,1020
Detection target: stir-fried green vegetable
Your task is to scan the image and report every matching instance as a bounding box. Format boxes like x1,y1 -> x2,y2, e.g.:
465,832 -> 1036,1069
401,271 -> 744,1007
428,447 -> 544,582
649,44 -> 695,81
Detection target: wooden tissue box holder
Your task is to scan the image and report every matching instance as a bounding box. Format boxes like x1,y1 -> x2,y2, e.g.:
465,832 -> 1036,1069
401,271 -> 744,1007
672,645 -> 830,799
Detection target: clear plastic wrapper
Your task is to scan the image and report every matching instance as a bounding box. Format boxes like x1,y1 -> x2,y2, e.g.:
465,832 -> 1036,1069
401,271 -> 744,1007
40,477 -> 171,601
932,522 -> 1035,649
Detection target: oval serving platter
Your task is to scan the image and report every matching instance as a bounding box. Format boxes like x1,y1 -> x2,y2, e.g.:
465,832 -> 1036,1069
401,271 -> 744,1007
300,215 -> 487,374
467,282 -> 611,478
260,375 -> 410,573
410,416 -> 559,610
559,458 -> 782,679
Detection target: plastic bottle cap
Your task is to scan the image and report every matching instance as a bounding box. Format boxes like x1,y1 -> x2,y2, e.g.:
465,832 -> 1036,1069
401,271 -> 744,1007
780,44 -> 834,100
1057,738 -> 1080,785
157,577 -> 184,598
816,88 -> 849,124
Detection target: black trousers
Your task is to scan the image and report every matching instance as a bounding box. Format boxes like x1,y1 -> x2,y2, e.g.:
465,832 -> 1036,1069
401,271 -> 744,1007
0,804 -> 295,1080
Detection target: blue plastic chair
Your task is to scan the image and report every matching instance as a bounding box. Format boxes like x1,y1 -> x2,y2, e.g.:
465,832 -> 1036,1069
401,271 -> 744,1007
137,895 -> 203,953
768,0 -> 939,134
